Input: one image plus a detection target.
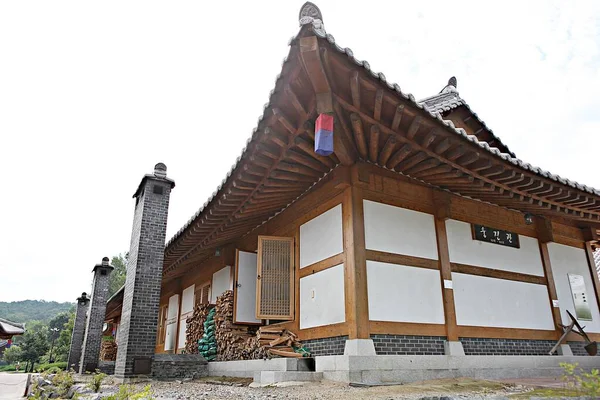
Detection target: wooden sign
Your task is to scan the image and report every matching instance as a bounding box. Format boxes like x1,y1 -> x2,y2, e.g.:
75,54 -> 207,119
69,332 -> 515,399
472,224 -> 520,248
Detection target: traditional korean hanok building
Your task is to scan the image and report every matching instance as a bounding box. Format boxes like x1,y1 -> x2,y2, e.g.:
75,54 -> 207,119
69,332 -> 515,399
105,2 -> 600,382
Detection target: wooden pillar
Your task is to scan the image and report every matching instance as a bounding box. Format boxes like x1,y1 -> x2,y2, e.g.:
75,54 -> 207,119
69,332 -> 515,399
539,242 -> 563,337
433,217 -> 458,341
584,242 -> 600,313
173,279 -> 183,353
342,180 -> 369,339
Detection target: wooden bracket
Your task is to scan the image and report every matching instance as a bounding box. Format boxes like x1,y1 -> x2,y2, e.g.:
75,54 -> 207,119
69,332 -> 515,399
582,226 -> 599,243
536,218 -> 554,243
299,36 -> 332,114
432,190 -> 451,220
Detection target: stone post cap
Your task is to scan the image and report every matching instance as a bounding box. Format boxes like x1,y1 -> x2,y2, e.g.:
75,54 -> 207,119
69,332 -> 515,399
133,162 -> 175,198
92,256 -> 114,273
77,292 -> 90,303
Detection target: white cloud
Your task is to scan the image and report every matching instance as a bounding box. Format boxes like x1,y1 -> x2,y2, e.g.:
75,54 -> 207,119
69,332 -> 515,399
1,0 -> 599,302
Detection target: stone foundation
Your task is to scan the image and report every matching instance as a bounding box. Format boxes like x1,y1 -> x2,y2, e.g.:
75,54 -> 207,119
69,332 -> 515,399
303,336 -> 347,356
460,337 -> 557,356
97,361 -> 115,375
568,341 -> 599,356
152,354 -> 208,380
371,335 -> 446,355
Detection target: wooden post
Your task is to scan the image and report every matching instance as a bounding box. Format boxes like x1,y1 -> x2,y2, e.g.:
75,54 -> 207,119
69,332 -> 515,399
173,279 -> 183,353
433,217 -> 458,341
342,180 -> 370,339
584,242 -> 600,314
538,242 -> 563,338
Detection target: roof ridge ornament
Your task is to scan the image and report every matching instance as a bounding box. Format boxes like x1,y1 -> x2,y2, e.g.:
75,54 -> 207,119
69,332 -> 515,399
440,76 -> 458,94
299,2 -> 325,33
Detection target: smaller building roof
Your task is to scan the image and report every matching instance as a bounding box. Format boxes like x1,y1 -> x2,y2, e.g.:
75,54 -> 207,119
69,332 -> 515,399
0,318 -> 25,339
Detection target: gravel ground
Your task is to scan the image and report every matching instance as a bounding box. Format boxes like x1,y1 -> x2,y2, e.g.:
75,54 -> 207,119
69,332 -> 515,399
139,378 -> 530,400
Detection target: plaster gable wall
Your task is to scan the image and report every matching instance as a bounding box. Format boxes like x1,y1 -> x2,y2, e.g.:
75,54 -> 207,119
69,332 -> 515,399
446,219 -> 545,276
364,200 -> 438,260
367,261 -> 445,324
299,204 -> 343,268
452,272 -> 555,330
548,242 -> 600,333
299,264 -> 345,329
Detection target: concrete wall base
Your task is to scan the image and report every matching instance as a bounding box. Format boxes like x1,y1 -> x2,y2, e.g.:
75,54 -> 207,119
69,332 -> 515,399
207,358 -> 314,378
315,355 -> 600,384
444,341 -> 465,356
557,344 -> 573,356
344,339 -> 376,356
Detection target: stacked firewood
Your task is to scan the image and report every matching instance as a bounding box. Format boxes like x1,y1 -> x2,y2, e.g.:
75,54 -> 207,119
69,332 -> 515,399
100,340 -> 117,361
258,327 -> 309,358
184,303 -> 211,354
214,290 -> 263,360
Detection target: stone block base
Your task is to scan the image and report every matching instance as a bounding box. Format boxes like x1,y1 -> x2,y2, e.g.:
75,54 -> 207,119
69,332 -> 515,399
315,354 -> 600,385
444,341 -> 465,356
151,354 -> 208,381
97,361 -> 115,375
207,358 -> 314,378
344,339 -> 376,356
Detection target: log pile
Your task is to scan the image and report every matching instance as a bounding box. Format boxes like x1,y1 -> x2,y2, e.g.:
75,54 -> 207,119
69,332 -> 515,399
214,290 -> 264,361
258,327 -> 309,358
100,340 -> 117,361
184,303 -> 211,354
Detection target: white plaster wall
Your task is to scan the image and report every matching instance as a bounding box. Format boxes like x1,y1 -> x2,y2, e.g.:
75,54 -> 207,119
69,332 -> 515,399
211,266 -> 232,304
300,205 -> 343,268
164,323 -> 177,351
367,261 -> 445,324
452,272 -> 555,330
446,219 -> 544,276
299,264 -> 345,329
177,319 -> 186,349
363,200 -> 438,260
181,285 -> 195,315
548,242 -> 600,332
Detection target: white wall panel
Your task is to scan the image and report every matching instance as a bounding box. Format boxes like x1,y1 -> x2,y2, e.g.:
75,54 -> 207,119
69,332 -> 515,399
300,205 -> 343,268
177,320 -> 186,349
167,294 -> 179,320
181,285 -> 195,315
367,261 -> 445,324
548,242 -> 600,332
363,200 -> 438,260
211,266 -> 232,304
300,264 -> 345,329
452,272 -> 555,330
164,323 -> 177,351
446,219 -> 544,276
235,251 -> 261,324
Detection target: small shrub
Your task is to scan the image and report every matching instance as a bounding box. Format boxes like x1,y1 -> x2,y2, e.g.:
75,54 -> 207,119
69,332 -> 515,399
51,369 -> 75,397
560,361 -> 600,397
104,384 -> 154,400
0,364 -> 16,372
34,361 -> 68,372
86,370 -> 107,393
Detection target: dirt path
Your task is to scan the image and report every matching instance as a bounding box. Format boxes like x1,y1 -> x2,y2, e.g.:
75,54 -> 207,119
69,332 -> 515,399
0,372 -> 28,400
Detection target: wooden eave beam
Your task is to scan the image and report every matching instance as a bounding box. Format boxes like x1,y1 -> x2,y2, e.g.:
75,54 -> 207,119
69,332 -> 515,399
299,36 -> 332,114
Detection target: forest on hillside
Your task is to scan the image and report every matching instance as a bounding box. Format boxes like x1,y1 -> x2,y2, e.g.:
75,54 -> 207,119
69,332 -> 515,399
0,300 -> 73,323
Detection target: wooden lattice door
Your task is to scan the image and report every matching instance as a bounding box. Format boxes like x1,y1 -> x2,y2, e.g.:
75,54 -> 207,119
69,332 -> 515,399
256,236 -> 295,320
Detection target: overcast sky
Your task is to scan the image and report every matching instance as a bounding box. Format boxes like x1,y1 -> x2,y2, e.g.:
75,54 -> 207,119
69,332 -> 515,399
1,1 -> 599,303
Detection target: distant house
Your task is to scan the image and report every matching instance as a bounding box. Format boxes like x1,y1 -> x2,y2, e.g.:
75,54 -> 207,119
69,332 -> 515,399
0,318 -> 25,341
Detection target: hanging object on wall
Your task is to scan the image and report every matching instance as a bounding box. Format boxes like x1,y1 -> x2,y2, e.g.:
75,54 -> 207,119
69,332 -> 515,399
568,274 -> 593,321
314,114 -> 334,156
471,224 -> 520,248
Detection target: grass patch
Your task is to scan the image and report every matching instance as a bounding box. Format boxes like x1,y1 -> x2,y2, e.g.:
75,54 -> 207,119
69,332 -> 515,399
195,376 -> 253,386
509,388 -> 582,398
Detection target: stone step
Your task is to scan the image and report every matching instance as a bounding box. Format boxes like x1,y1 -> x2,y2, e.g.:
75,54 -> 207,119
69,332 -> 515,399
253,371 -> 323,385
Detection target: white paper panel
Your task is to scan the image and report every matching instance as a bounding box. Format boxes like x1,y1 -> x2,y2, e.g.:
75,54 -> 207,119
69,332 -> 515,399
177,319 -> 187,349
181,285 -> 195,315
364,200 -> 438,260
235,251 -> 261,324
446,219 -> 544,276
211,265 -> 232,304
167,294 -> 179,320
300,205 -> 343,268
367,261 -> 445,324
164,323 -> 177,351
548,242 -> 600,332
300,264 -> 345,329
452,272 -> 555,330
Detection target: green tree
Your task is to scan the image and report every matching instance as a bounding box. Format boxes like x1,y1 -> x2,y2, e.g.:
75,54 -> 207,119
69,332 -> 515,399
108,253 -> 128,297
45,310 -> 74,362
20,322 -> 49,366
2,346 -> 23,364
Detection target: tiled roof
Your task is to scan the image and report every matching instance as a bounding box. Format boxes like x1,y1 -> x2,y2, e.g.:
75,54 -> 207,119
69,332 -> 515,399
418,80 -> 516,158
0,318 -> 25,337
164,4 -> 600,253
